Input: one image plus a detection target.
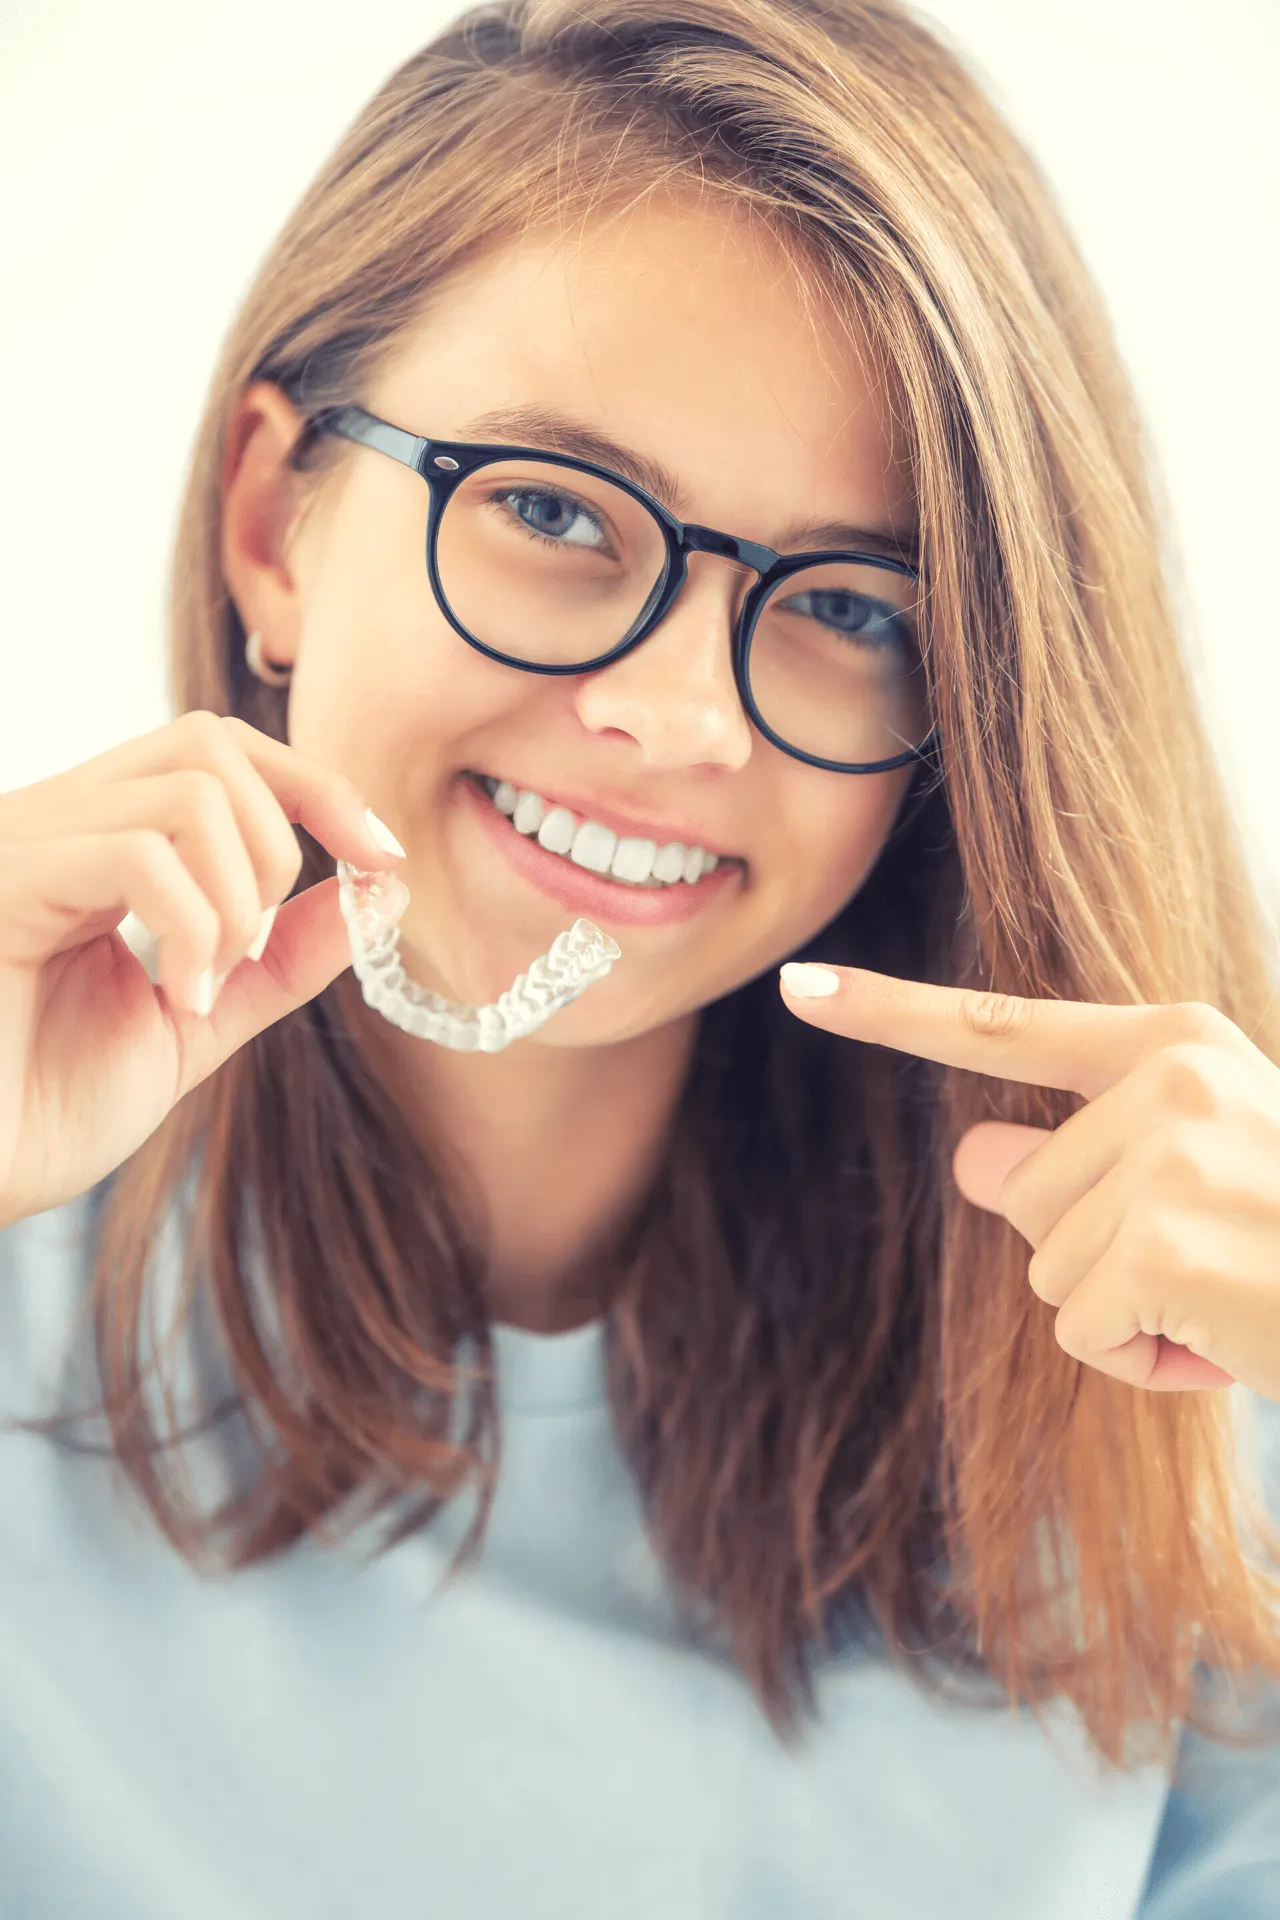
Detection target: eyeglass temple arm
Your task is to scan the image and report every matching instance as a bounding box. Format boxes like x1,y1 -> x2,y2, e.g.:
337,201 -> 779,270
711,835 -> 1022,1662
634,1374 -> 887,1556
309,406 -> 429,475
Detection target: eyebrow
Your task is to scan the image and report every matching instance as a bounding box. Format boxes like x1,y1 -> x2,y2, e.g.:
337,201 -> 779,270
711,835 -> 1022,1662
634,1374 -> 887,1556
453,405 -> 919,562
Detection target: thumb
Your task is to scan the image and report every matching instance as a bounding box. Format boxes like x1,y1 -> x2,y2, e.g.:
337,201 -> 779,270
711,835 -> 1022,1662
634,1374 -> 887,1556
952,1120 -> 1052,1212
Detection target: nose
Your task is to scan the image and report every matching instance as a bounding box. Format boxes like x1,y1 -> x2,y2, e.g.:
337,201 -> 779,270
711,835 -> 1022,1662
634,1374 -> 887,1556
573,553 -> 755,771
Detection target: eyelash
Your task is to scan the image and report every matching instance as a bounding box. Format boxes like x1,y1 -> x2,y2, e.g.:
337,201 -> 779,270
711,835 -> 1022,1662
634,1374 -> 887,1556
488,485 -> 616,555
477,482 -> 916,650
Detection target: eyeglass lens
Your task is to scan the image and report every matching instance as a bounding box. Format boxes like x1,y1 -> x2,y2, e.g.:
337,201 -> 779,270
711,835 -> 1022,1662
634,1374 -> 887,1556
434,458 -> 931,767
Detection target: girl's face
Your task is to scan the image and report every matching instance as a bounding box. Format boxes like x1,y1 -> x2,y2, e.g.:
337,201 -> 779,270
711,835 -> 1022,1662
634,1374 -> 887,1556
275,189 -> 919,1045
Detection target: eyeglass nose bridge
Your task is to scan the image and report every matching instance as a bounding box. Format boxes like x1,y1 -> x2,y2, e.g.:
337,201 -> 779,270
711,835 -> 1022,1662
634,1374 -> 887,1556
678,524 -> 779,577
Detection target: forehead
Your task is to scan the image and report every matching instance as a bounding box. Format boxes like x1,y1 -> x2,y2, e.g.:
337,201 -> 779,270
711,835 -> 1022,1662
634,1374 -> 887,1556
371,188 -> 916,540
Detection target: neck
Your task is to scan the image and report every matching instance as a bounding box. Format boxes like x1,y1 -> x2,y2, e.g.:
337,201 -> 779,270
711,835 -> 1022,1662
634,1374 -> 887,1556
344,977 -> 697,1333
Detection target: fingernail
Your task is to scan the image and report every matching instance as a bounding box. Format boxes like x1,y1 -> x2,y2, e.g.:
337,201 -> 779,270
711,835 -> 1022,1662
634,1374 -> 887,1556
117,910 -> 161,986
780,963 -> 840,998
192,968 -> 217,1017
363,807 -> 406,861
246,903 -> 278,962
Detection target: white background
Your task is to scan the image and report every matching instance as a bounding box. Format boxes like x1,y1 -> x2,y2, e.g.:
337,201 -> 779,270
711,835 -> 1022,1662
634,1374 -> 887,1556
1,0 -> 1277,915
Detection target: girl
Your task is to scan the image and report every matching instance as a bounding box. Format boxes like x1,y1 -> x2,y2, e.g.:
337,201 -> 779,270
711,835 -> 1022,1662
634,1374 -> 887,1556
2,1 -> 1278,1912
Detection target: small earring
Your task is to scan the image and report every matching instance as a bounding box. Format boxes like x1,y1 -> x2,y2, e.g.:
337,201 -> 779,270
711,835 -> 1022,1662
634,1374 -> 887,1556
245,630 -> 292,687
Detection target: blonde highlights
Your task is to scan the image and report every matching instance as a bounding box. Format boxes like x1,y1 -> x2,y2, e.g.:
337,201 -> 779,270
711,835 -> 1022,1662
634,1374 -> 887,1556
11,0 -> 1279,1765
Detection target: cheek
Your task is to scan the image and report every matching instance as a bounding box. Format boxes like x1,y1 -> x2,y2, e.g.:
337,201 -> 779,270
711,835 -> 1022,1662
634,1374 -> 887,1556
290,507 -> 530,786
293,639 -> 526,821
769,771 -> 910,923
295,468 -> 465,695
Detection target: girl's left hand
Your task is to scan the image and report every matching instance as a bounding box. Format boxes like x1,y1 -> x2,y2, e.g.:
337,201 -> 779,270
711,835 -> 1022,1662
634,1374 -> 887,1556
780,963 -> 1280,1402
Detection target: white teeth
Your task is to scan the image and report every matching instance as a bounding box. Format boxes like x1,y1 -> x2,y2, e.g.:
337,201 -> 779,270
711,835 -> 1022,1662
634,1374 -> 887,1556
512,790 -> 544,836
479,776 -> 725,887
570,820 -> 617,874
612,837 -> 657,883
651,842 -> 685,884
537,806 -> 577,855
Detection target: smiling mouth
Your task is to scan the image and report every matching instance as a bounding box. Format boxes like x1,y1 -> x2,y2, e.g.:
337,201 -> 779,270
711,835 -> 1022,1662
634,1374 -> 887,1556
465,772 -> 742,890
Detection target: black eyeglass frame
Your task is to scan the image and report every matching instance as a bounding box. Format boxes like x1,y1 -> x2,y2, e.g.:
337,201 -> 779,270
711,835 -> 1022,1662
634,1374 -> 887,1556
304,403 -> 940,775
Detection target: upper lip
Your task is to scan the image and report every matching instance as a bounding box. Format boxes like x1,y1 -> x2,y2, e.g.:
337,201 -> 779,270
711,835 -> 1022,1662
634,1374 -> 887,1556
471,770 -> 741,860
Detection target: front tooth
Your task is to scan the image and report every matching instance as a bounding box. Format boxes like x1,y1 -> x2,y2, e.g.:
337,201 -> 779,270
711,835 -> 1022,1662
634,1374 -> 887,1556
611,837 -> 657,883
682,846 -> 706,883
570,820 -> 617,874
512,790 -> 545,835
537,806 -> 577,855
493,780 -> 518,815
652,842 -> 685,884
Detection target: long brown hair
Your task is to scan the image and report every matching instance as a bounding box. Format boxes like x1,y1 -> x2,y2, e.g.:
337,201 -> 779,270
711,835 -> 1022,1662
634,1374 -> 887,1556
14,0 -> 1280,1764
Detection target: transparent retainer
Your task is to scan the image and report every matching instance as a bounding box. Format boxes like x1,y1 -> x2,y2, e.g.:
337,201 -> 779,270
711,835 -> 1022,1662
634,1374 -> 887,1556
335,861 -> 622,1053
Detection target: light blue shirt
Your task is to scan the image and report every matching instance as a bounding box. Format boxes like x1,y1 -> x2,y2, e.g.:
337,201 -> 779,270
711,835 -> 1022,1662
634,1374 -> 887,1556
1,1178 -> 1278,1918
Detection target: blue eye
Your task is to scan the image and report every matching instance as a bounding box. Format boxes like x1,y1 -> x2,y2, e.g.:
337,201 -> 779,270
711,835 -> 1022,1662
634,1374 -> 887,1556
498,487 -> 610,551
780,587 -> 908,648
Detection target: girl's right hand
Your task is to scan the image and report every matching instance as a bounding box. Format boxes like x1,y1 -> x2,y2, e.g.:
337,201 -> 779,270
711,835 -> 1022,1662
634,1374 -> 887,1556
0,710 -> 408,1230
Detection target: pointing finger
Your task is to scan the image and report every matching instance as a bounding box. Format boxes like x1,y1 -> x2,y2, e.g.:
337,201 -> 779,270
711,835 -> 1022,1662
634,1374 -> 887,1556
778,963 -> 1236,1101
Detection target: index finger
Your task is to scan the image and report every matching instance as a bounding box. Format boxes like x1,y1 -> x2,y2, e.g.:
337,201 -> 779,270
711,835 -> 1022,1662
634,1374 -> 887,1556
67,712 -> 398,887
216,714 -> 401,873
778,963 -> 1227,1100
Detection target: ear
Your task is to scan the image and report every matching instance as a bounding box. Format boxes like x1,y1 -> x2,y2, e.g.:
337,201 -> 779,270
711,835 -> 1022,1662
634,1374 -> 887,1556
220,381 -> 313,669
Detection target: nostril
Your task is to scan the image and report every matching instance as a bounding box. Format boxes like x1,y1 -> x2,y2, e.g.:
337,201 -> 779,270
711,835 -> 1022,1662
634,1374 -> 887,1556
574,649 -> 754,773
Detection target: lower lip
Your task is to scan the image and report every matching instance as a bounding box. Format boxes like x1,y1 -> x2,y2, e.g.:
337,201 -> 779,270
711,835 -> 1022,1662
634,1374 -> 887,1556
458,776 -> 742,928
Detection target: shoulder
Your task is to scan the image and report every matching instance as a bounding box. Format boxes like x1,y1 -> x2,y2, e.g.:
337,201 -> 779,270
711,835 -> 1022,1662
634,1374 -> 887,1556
0,1181 -> 113,1423
1140,1665 -> 1280,1915
1136,1388 -> 1280,1915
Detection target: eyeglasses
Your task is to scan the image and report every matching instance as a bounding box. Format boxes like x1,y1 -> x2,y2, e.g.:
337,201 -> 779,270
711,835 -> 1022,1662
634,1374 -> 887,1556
304,404 -> 939,775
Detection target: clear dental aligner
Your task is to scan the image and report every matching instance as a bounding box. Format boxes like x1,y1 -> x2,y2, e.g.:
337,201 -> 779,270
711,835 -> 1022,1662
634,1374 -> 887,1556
335,861 -> 622,1053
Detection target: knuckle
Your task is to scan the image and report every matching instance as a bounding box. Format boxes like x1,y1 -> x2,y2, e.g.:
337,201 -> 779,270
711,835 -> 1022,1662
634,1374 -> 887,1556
1148,1043 -> 1231,1120
178,707 -> 233,758
177,711 -> 300,900
1121,1208 -> 1186,1277
1137,1122 -> 1213,1195
123,825 -> 177,876
957,989 -> 1032,1044
173,766 -> 233,831
997,1189 -> 1042,1252
1166,999 -> 1233,1048
1025,1248 -> 1057,1303
1162,1308 -> 1215,1354
122,832 -> 220,950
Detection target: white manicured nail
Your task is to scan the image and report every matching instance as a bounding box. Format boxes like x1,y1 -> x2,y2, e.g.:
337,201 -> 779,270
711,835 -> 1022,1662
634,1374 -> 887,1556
364,807 -> 406,860
117,910 -> 161,986
246,903 -> 278,962
780,963 -> 840,998
192,968 -> 217,1017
